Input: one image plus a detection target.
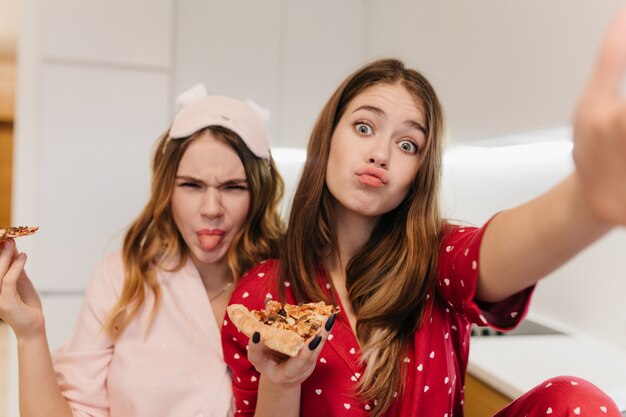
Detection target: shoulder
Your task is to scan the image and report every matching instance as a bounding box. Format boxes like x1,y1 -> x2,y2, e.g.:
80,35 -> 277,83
438,221 -> 491,259
230,259 -> 280,310
440,222 -> 479,243
94,251 -> 124,273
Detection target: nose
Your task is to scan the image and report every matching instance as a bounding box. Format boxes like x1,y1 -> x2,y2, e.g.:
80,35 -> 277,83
367,137 -> 389,168
200,187 -> 224,219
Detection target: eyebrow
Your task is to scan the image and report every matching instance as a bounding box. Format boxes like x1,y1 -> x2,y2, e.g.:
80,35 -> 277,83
175,175 -> 248,186
352,104 -> 426,134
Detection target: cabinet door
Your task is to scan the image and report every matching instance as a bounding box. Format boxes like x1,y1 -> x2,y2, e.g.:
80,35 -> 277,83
0,123 -> 12,227
0,59 -> 14,227
31,64 -> 170,292
279,0 -> 364,149
464,373 -> 511,417
42,0 -> 171,67
175,0 -> 365,149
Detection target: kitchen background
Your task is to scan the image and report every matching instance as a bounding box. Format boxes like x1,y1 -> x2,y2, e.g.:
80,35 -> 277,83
1,0 -> 626,416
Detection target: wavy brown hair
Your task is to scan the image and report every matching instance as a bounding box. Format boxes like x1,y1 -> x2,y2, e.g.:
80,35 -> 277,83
279,59 -> 445,416
104,126 -> 284,339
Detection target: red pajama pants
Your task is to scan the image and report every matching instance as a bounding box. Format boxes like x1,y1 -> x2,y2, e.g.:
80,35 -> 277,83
494,376 -> 621,417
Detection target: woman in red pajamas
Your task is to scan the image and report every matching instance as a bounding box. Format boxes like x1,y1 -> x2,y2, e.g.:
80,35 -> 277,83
222,7 -> 626,417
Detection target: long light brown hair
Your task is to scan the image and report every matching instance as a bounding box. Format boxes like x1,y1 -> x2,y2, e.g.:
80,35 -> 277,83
104,126 -> 284,339
279,59 -> 445,416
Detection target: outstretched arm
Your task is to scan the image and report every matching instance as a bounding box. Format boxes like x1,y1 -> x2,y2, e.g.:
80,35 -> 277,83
477,173 -> 609,302
476,6 -> 626,302
0,240 -> 73,417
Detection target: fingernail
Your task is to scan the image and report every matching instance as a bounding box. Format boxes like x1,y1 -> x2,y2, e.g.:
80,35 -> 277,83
308,335 -> 322,350
324,314 -> 336,332
252,332 -> 260,344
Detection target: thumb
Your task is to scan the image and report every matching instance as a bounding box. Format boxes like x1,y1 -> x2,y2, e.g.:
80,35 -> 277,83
16,270 -> 42,310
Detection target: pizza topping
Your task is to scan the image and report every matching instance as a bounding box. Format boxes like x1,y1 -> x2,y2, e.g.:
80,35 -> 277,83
0,226 -> 39,240
226,300 -> 340,357
252,300 -> 339,340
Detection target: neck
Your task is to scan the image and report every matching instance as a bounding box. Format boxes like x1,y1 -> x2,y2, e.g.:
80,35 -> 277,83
190,256 -> 233,291
325,201 -> 378,281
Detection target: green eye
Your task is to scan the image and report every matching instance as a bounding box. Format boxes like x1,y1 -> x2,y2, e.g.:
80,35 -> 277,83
355,122 -> 373,135
398,140 -> 418,154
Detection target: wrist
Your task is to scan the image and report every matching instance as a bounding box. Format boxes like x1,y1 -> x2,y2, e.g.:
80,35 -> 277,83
572,171 -> 614,232
260,374 -> 303,392
15,320 -> 47,348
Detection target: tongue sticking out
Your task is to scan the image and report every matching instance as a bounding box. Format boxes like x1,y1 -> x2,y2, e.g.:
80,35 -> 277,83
199,234 -> 223,251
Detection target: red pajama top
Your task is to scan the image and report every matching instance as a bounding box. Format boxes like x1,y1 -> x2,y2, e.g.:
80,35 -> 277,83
222,224 -> 534,417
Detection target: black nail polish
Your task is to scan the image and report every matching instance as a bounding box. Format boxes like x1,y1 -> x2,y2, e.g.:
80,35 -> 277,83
308,335 -> 322,350
252,332 -> 260,343
324,314 -> 336,332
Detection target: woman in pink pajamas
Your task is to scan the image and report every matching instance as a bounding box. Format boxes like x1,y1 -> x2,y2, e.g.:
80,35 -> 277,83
221,7 -> 626,417
0,87 -> 285,417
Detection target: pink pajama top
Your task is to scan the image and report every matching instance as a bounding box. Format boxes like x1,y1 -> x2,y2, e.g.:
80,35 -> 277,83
222,224 -> 534,417
53,252 -> 232,417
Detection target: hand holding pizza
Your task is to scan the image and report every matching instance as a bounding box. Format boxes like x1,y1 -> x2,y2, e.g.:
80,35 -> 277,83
573,5 -> 626,225
246,324 -> 331,387
228,301 -> 337,386
0,239 -> 45,342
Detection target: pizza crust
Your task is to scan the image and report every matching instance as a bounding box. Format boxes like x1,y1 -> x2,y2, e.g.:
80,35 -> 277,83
227,304 -> 305,357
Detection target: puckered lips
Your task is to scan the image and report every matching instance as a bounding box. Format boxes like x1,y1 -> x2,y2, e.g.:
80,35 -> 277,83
197,228 -> 225,251
356,166 -> 389,188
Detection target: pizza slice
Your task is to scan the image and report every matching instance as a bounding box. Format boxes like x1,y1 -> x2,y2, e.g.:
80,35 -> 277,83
227,300 -> 339,357
0,226 -> 39,240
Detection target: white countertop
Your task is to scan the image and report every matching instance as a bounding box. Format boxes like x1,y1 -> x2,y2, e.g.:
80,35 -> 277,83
468,322 -> 626,411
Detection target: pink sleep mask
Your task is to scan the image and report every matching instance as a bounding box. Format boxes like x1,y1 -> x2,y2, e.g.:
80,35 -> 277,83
168,84 -> 270,160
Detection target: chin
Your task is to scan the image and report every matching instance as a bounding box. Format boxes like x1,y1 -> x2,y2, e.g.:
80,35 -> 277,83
349,202 -> 385,218
192,248 -> 226,264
